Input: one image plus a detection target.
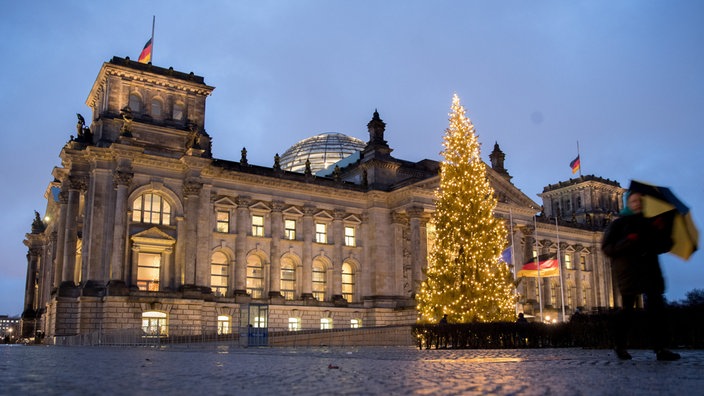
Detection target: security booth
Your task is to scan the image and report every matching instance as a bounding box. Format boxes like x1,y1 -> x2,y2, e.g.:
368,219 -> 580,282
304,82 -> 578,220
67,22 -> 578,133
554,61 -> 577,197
239,304 -> 268,347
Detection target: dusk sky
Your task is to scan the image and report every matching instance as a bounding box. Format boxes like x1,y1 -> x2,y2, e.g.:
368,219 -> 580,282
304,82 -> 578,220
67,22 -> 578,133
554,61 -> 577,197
1,1 -> 702,316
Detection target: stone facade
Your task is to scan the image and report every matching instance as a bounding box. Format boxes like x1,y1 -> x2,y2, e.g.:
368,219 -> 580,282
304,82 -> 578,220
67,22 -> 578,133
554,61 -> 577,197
21,57 -> 624,342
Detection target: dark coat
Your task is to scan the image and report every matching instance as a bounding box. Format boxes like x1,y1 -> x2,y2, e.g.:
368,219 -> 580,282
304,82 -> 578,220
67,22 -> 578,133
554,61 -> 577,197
601,213 -> 673,295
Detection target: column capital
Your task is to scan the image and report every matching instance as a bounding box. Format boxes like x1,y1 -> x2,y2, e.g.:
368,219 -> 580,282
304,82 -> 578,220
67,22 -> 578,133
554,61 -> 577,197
113,170 -> 134,188
183,180 -> 203,197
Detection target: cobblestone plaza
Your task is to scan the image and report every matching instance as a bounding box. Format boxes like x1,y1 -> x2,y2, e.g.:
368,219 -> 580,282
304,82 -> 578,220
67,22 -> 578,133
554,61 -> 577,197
3,346 -> 703,395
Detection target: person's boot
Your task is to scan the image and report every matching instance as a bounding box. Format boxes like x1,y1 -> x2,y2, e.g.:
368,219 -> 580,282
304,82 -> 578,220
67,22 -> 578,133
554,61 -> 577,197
655,349 -> 681,361
615,348 -> 632,360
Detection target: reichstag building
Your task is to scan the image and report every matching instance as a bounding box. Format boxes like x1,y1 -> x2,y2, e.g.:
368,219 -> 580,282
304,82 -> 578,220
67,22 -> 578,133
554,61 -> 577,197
21,57 -> 624,341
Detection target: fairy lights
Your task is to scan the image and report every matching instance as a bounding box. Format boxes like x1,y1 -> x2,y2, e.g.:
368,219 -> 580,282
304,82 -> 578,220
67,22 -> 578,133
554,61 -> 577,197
416,94 -> 515,324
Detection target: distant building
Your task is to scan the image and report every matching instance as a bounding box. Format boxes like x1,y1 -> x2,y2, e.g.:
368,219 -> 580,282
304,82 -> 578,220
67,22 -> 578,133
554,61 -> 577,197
22,57 -> 624,342
1,315 -> 20,343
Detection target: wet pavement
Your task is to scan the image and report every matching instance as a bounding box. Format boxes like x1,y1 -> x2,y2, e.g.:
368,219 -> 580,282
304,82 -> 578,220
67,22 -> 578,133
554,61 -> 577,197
2,345 -> 703,395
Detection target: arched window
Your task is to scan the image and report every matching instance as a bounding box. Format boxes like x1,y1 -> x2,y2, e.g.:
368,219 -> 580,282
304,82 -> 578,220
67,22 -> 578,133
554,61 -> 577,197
280,258 -> 296,300
342,262 -> 355,302
173,102 -> 184,121
151,98 -> 162,118
210,252 -> 228,297
142,311 -> 167,336
312,260 -> 326,301
246,255 -> 263,298
129,93 -> 142,113
132,193 -> 172,225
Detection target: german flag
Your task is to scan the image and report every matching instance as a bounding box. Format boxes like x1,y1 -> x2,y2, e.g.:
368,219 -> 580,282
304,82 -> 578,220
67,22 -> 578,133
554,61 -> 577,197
138,38 -> 152,63
517,254 -> 560,278
569,155 -> 580,174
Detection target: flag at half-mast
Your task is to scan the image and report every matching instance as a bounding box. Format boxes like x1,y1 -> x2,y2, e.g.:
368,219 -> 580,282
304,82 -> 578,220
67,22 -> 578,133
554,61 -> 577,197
569,155 -> 580,174
517,254 -> 560,278
138,38 -> 152,63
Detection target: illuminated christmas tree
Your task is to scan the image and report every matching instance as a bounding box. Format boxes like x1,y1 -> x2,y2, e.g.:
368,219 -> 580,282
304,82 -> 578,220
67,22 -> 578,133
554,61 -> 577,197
417,94 -> 515,323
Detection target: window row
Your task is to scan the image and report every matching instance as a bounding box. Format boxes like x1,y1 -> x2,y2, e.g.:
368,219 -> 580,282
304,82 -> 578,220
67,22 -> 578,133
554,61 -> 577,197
141,311 -> 361,336
222,213 -> 358,247
136,251 -> 358,303
128,93 -> 185,121
129,193 -> 358,247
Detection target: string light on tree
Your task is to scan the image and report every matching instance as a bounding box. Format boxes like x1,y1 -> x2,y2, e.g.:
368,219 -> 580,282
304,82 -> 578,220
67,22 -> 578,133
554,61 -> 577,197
416,94 -> 515,323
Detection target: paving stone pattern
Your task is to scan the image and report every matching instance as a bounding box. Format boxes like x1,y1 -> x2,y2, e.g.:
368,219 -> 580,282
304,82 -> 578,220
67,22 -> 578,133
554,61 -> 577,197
2,345 -> 703,395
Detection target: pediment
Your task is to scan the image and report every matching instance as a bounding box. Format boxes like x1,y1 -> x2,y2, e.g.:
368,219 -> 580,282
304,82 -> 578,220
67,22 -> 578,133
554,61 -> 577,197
344,214 -> 362,224
213,196 -> 237,207
283,206 -> 304,216
249,201 -> 271,212
314,210 -> 334,220
131,226 -> 176,246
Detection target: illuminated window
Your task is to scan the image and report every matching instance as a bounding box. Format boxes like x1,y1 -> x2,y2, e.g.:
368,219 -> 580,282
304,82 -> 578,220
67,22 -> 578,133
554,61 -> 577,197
252,215 -> 264,237
280,260 -> 296,300
216,211 -> 230,233
151,98 -> 162,118
312,261 -> 326,301
320,318 -> 333,330
342,262 -> 355,302
344,226 -> 355,247
350,318 -> 361,329
564,254 -> 572,269
288,317 -> 301,331
284,219 -> 296,240
217,315 -> 231,335
210,252 -> 228,297
246,256 -> 263,298
173,102 -> 184,121
253,315 -> 267,328
132,193 -> 171,225
142,311 -> 167,336
129,93 -> 141,113
137,252 -> 160,291
315,223 -> 327,244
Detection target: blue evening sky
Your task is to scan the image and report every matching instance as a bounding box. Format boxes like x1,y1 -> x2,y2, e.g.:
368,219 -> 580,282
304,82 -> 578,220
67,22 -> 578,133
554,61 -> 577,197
1,1 -> 702,315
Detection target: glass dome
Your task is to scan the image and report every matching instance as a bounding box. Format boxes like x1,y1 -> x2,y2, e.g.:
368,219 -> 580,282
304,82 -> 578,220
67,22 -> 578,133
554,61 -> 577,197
279,132 -> 366,174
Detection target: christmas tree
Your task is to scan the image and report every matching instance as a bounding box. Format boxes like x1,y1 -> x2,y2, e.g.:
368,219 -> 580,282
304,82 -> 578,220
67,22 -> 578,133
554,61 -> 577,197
417,94 -> 515,323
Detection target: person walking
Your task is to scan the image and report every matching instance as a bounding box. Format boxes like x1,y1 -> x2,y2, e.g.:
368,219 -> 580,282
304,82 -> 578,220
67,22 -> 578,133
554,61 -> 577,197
602,191 -> 680,361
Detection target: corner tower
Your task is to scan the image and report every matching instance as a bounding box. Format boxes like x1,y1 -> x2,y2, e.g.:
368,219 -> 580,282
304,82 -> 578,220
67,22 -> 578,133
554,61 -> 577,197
85,56 -> 215,157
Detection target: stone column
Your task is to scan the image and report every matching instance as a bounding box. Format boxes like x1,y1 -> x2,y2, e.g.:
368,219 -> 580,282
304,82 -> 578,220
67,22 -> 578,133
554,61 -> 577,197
61,176 -> 86,287
174,216 -> 186,288
24,247 -> 41,312
575,244 -> 584,309
407,206 -> 425,296
301,204 -> 315,299
331,208 -> 345,301
195,183 -> 212,287
182,180 -> 202,286
53,190 -> 68,289
268,201 -> 284,298
390,211 -> 407,296
110,169 -> 132,281
234,196 -> 252,295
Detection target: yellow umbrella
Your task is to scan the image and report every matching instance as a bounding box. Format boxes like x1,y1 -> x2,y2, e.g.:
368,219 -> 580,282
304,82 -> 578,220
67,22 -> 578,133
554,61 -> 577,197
629,180 -> 699,260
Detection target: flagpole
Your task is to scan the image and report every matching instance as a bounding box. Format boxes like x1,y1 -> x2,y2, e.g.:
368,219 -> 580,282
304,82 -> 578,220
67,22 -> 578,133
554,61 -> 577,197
555,217 -> 566,322
534,216 -> 543,322
150,15 -> 155,63
509,209 -> 518,316
576,141 -> 582,177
